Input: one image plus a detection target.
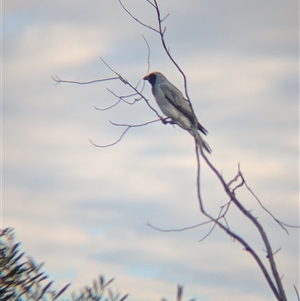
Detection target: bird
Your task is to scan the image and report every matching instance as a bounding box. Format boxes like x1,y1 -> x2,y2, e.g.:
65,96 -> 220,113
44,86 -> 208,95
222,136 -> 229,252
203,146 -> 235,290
143,71 -> 211,153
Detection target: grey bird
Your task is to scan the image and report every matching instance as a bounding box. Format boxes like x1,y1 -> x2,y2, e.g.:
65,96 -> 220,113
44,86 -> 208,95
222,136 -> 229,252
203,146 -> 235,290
143,71 -> 211,153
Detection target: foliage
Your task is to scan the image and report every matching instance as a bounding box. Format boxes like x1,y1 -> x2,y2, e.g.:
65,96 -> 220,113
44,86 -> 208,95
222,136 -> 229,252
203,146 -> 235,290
1,227 -> 193,301
0,228 -> 128,301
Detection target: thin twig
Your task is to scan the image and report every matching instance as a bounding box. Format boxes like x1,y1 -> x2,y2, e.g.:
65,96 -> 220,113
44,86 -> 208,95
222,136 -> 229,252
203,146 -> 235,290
242,176 -> 292,234
105,88 -> 138,105
146,220 -> 213,232
52,76 -> 119,85
109,119 -> 160,128
232,176 -> 245,194
94,100 -> 122,111
118,0 -> 159,33
142,34 -> 151,75
106,87 -> 140,101
227,163 -> 242,186
89,119 -> 160,148
100,57 -> 162,118
198,221 -> 217,243
89,127 -> 131,148
160,13 -> 170,22
198,201 -> 231,243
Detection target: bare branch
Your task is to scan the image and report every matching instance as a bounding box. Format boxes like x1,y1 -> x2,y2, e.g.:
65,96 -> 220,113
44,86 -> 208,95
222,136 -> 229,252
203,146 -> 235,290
94,99 -> 123,111
220,199 -> 233,218
161,13 -> 170,23
231,176 -> 245,194
142,34 -> 151,75
226,163 -> 298,232
242,176 -> 298,234
147,194 -> 233,245
198,199 -> 232,243
89,119 -> 160,148
227,163 -> 242,186
198,221 -> 218,243
107,87 -> 140,101
162,26 -> 167,35
89,126 -> 131,148
190,136 -> 286,300
145,0 -> 156,8
200,150 -> 287,301
106,88 -> 138,105
118,0 -> 159,33
100,57 -> 162,118
52,75 -> 119,85
109,119 -> 160,128
146,219 -> 214,233
264,248 -> 281,258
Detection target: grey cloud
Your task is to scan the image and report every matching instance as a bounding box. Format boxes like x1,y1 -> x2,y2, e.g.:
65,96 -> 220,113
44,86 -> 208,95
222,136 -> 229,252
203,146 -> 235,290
3,1 -> 298,301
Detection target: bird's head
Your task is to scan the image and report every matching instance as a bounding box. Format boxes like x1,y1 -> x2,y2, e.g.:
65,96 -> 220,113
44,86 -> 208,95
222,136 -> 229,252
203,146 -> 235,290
143,71 -> 166,87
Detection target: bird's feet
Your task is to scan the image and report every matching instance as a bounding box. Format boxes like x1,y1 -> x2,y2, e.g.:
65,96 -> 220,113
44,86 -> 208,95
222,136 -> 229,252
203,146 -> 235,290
162,117 -> 176,125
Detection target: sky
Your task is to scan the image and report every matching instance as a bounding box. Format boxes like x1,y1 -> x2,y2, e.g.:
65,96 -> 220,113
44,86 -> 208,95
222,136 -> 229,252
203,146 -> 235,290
2,1 -> 299,300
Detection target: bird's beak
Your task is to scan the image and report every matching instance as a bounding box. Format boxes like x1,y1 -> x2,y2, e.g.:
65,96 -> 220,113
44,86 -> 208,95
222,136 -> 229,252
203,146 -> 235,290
143,75 -> 149,81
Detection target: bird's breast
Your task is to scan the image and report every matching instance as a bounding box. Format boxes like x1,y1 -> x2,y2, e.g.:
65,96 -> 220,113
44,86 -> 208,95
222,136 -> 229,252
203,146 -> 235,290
153,87 -> 180,119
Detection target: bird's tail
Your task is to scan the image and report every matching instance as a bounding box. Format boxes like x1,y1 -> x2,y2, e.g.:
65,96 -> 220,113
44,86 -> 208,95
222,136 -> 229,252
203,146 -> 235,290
191,130 -> 212,154
202,138 -> 212,154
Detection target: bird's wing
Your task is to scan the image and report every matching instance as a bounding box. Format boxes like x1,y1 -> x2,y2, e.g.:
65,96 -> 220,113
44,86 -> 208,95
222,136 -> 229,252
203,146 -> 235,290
160,82 -> 193,116
160,83 -> 208,135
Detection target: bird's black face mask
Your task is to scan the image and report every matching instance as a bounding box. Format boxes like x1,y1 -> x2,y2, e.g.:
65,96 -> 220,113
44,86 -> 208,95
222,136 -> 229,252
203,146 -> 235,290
146,73 -> 157,87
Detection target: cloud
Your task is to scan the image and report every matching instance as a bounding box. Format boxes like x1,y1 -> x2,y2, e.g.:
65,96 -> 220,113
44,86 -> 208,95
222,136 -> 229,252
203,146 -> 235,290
3,1 -> 298,301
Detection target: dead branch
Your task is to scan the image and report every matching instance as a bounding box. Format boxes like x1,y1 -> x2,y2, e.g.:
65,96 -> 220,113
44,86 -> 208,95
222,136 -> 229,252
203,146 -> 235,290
195,143 -> 285,301
142,34 -> 151,74
100,57 -> 162,118
109,120 -> 159,127
89,127 -> 131,148
89,119 -> 160,148
52,75 -> 119,85
118,0 -> 159,34
94,99 -> 123,111
243,176 -> 290,234
146,219 -> 213,232
199,147 -> 287,301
